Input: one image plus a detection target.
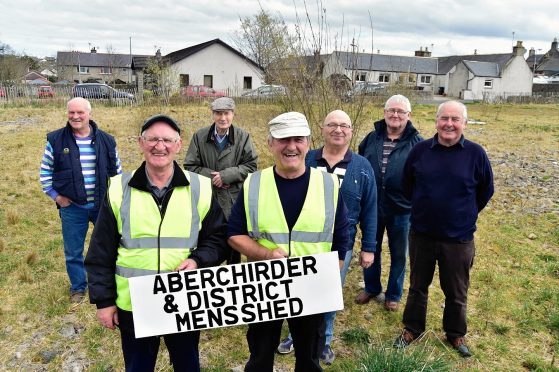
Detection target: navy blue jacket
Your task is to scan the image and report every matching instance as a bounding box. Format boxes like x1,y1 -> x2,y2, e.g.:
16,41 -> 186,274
402,135 -> 494,242
358,120 -> 422,215
306,149 -> 377,253
47,120 -> 119,210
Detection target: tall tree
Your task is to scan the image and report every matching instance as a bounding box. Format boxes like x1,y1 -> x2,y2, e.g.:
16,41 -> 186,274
232,9 -> 294,71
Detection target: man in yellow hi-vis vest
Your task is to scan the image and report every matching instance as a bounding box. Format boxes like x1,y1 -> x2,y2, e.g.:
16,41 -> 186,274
228,112 -> 350,372
85,114 -> 230,371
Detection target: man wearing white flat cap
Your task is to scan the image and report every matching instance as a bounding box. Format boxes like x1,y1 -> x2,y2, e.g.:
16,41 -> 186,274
227,112 -> 350,371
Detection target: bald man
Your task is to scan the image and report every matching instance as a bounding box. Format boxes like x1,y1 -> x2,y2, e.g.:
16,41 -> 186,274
40,97 -> 122,303
277,110 -> 377,365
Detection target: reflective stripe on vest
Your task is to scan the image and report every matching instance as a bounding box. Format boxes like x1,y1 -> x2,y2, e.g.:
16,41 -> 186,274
118,172 -> 201,249
244,167 -> 338,256
109,170 -> 211,310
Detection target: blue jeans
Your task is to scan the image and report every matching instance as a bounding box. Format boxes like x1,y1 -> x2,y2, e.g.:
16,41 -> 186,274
59,204 -> 98,293
323,250 -> 353,346
363,213 -> 410,302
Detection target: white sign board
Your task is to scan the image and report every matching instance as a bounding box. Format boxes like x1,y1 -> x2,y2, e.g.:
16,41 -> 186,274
129,252 -> 343,338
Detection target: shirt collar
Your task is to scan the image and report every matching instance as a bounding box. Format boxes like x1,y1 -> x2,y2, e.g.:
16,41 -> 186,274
431,134 -> 465,148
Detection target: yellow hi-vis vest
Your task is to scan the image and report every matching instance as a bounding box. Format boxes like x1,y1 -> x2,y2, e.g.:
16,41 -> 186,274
243,167 -> 339,257
109,170 -> 212,311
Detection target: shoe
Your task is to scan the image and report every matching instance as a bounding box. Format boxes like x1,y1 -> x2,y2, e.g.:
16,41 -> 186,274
320,345 -> 335,365
449,337 -> 472,358
277,336 -> 294,354
70,291 -> 85,304
393,329 -> 415,349
384,300 -> 399,311
355,291 -> 385,304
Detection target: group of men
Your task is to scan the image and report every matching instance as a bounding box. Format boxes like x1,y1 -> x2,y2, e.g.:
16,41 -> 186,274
40,93 -> 493,371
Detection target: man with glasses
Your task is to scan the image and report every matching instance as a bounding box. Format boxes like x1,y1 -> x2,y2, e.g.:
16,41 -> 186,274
85,114 -> 230,371
277,110 -> 377,365
394,100 -> 493,358
40,97 -> 122,303
356,95 -> 422,312
185,97 -> 258,264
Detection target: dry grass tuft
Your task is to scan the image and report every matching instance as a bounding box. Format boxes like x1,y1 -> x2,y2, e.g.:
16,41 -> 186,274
0,238 -> 4,252
6,209 -> 20,225
26,252 -> 38,265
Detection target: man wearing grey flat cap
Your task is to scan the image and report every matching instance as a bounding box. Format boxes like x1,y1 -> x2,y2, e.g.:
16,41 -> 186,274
86,114 -> 230,371
227,112 -> 350,371
185,97 -> 257,264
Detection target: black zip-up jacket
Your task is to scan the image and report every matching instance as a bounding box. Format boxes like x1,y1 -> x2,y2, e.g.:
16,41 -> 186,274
358,120 -> 422,215
85,161 -> 230,310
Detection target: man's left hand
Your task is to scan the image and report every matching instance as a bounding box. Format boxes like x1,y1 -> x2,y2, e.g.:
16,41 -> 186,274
176,259 -> 198,271
359,251 -> 375,269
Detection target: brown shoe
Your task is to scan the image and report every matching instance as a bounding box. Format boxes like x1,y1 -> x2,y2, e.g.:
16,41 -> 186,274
384,300 -> 399,311
355,291 -> 385,304
70,291 -> 85,304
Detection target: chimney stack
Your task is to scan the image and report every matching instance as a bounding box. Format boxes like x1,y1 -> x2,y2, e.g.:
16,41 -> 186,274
513,40 -> 526,56
91,47 -> 97,53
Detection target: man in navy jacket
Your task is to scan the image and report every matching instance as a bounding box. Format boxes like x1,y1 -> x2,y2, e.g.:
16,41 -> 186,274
40,97 -> 121,303
357,95 -> 422,311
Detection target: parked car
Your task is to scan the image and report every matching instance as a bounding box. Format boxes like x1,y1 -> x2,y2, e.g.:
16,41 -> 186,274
343,82 -> 386,101
242,84 -> 287,98
72,83 -> 134,100
0,87 -> 6,98
180,85 -> 226,98
37,85 -> 55,98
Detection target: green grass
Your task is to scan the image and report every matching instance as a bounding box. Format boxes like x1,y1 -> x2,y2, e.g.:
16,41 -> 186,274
0,102 -> 558,370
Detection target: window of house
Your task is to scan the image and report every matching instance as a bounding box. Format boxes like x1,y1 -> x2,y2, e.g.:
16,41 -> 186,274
420,75 -> 432,84
78,66 -> 89,74
243,76 -> 252,90
484,79 -> 493,88
100,67 -> 112,74
356,72 -> 366,82
203,75 -> 213,88
180,74 -> 190,87
378,73 -> 390,83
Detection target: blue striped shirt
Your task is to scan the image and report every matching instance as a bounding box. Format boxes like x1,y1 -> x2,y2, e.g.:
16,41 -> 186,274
40,134 -> 122,206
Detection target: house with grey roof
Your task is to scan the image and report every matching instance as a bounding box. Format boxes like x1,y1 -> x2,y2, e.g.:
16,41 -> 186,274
132,39 -> 264,94
167,39 -> 263,93
320,41 -> 532,100
323,50 -> 439,91
57,47 -> 148,84
443,41 -> 532,100
531,38 -> 559,76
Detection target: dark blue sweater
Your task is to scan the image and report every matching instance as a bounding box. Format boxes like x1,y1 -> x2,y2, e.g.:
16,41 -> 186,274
402,135 -> 494,242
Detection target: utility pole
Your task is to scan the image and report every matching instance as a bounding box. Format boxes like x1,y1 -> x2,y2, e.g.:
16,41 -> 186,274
129,36 -> 132,84
350,38 -> 358,85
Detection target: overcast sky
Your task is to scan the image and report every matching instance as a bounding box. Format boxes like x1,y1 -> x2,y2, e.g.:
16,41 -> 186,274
1,0 -> 557,59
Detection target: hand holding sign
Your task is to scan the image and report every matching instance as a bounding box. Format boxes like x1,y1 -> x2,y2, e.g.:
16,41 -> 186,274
176,258 -> 199,271
129,252 -> 344,338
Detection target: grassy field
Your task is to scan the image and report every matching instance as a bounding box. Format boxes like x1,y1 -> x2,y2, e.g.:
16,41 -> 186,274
0,101 -> 558,371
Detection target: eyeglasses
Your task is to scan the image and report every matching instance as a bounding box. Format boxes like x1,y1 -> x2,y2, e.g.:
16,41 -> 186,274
385,108 -> 409,116
438,116 -> 463,123
325,123 -> 352,130
142,136 -> 179,146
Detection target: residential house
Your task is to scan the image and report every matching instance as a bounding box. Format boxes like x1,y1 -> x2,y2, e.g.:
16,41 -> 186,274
442,41 -> 532,100
318,41 -> 532,100
323,48 -> 439,91
57,47 -> 148,84
21,71 -> 49,85
167,38 -> 263,94
531,38 -> 559,76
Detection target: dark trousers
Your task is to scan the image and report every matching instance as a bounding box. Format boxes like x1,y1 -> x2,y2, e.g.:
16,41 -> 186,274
118,309 -> 200,372
245,314 -> 324,372
402,230 -> 475,340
